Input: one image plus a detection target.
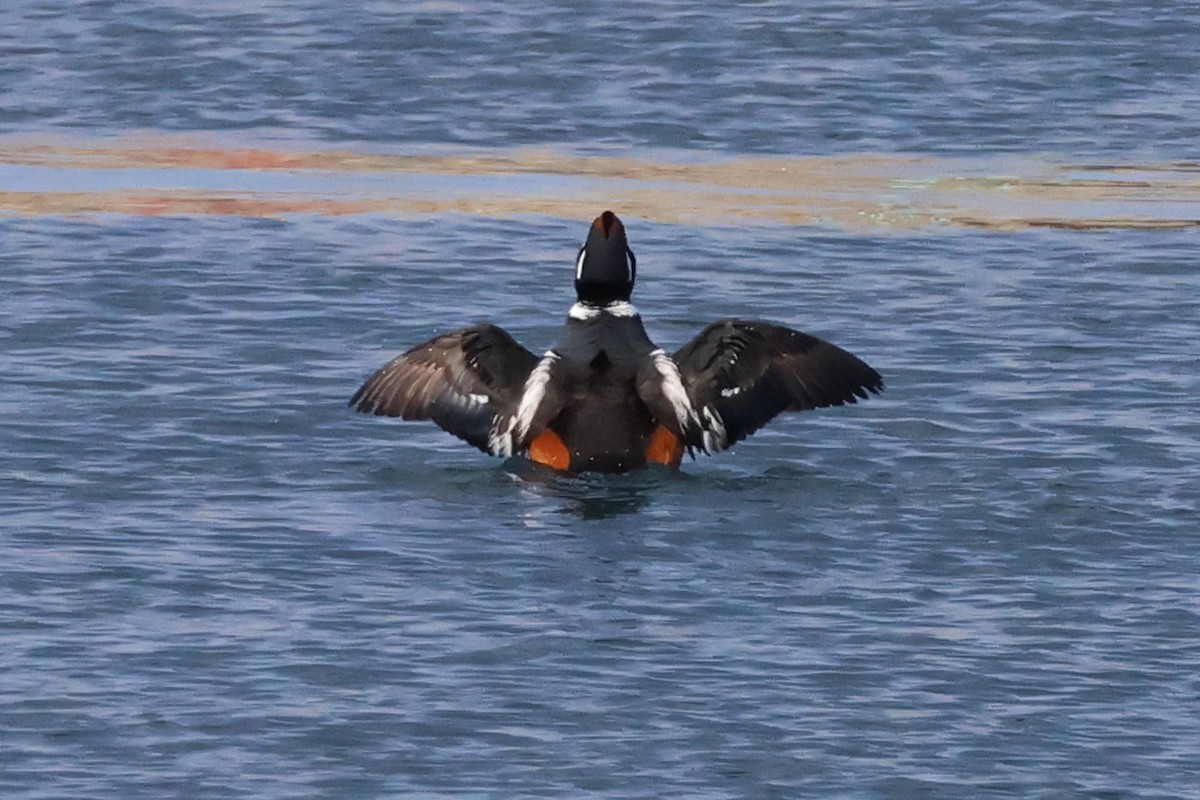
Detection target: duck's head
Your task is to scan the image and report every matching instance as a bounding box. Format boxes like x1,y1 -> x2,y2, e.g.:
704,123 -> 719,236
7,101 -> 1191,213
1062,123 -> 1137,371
574,210 -> 636,305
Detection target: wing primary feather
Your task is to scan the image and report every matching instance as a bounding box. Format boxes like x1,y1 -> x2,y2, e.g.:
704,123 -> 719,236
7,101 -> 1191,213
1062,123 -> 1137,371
673,319 -> 882,451
350,325 -> 538,453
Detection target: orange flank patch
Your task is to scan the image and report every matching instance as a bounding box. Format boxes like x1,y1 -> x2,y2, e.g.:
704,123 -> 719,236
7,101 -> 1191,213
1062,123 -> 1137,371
528,429 -> 571,471
645,426 -> 685,468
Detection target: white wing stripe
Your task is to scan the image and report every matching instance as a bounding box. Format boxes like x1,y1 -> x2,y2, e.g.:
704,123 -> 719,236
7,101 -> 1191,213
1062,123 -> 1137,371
648,348 -> 730,454
649,348 -> 699,433
701,406 -> 728,452
488,350 -> 560,457
514,351 -> 559,439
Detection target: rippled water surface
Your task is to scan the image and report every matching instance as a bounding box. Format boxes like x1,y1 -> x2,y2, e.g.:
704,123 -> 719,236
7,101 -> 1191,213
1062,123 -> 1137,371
3,2 -> 1200,798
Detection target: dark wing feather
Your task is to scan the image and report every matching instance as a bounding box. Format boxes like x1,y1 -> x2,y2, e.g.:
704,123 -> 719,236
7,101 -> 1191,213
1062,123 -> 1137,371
673,319 -> 882,450
349,324 -> 539,453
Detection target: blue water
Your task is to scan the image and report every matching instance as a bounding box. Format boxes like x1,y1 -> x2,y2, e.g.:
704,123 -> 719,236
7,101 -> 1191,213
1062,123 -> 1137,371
7,0 -> 1200,158
4,2 -> 1200,798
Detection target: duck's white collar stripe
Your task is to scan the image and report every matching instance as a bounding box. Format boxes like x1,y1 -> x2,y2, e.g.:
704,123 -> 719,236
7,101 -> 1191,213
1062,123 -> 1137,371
568,301 -> 639,320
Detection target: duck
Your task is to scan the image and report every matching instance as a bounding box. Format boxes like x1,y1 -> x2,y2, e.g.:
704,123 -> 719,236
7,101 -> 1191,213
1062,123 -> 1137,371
350,211 -> 882,472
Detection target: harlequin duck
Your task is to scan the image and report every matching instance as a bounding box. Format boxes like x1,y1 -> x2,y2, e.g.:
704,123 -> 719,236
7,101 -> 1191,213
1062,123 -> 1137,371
350,211 -> 882,472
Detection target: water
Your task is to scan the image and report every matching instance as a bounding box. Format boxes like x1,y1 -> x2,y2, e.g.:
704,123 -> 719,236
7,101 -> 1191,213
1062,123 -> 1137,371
3,2 -> 1200,798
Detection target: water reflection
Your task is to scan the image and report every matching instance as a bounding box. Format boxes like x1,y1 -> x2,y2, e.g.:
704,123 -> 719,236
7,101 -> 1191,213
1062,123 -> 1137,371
509,462 -> 677,520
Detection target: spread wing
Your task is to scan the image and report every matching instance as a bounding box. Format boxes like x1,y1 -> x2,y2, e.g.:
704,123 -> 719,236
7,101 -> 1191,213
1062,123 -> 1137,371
349,324 -> 539,453
672,319 -> 883,451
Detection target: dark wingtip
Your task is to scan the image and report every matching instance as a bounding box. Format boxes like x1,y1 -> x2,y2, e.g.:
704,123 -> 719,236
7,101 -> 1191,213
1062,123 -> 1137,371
853,368 -> 884,402
348,383 -> 374,413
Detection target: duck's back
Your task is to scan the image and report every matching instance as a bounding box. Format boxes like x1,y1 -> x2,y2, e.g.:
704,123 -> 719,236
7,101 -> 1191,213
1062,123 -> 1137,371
541,308 -> 667,472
